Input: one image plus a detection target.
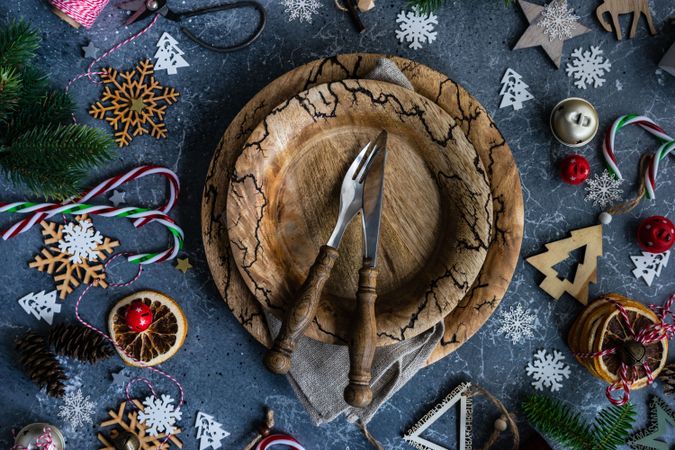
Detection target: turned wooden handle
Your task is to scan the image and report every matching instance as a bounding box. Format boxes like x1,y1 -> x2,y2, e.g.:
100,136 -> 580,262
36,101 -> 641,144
264,244 -> 339,374
344,263 -> 378,408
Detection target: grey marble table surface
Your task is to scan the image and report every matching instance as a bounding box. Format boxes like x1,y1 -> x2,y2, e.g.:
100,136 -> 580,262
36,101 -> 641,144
1,0 -> 674,449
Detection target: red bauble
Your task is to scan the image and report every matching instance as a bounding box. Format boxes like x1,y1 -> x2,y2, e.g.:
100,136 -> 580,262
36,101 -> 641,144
559,154 -> 590,185
125,300 -> 153,332
637,216 -> 674,253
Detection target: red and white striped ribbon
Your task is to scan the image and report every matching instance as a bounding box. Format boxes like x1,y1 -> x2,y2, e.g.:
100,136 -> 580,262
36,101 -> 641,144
257,434 -> 306,450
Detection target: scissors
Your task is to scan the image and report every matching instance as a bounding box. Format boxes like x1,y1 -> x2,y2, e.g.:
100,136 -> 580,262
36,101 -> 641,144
118,0 -> 266,53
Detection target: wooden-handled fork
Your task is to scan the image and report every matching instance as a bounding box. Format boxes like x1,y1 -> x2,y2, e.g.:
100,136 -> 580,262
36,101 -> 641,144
263,132 -> 388,410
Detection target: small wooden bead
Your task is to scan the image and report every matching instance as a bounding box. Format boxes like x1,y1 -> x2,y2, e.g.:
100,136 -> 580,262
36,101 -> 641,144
494,416 -> 508,432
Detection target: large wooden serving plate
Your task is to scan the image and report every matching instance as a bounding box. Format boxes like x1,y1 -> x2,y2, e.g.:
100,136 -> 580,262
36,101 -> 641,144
201,54 -> 524,365
227,79 -> 492,344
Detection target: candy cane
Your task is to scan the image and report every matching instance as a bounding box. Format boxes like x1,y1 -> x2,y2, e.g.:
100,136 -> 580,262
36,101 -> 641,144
602,115 -> 674,199
0,202 -> 183,264
18,165 -> 179,232
257,434 -> 306,450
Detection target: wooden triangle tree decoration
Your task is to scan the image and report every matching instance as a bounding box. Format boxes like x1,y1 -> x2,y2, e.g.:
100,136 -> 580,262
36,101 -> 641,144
526,224 -> 603,305
403,382 -> 473,450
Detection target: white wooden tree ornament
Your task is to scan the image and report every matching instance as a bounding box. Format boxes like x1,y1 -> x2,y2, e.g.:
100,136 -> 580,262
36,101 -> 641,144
154,32 -> 189,75
499,68 -> 534,111
18,290 -> 61,325
195,411 -> 230,450
403,382 -> 473,450
631,251 -> 670,286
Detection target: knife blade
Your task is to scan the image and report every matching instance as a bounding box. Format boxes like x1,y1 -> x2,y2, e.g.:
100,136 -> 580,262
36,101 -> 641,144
344,131 -> 387,408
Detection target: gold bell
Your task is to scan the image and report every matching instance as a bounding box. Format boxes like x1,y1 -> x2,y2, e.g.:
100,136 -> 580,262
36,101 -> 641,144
550,97 -> 599,147
112,430 -> 141,450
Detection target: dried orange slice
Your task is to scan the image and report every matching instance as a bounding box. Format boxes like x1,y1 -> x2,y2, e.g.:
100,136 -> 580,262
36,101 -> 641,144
592,298 -> 667,389
108,290 -> 188,367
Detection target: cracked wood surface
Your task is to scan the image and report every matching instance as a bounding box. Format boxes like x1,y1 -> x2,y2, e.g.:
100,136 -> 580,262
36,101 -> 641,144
201,54 -> 524,365
227,79 -> 493,346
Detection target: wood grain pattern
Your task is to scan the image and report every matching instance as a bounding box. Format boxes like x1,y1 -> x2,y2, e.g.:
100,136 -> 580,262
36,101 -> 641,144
596,0 -> 656,40
227,79 -> 492,346
200,54 -> 524,366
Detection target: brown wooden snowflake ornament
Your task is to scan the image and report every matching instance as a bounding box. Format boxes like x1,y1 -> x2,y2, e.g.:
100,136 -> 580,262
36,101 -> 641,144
89,59 -> 180,147
29,216 -> 119,299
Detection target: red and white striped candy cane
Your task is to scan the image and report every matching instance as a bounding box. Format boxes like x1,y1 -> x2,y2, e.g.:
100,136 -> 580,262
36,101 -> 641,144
17,165 -> 179,233
257,434 -> 306,450
603,115 -> 674,200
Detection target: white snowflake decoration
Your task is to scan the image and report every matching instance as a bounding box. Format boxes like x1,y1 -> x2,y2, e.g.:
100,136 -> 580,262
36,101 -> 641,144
566,46 -> 612,89
138,394 -> 182,436
196,411 -> 230,450
499,68 -> 535,111
526,349 -> 571,392
17,290 -> 61,325
396,6 -> 438,50
154,32 -> 189,75
631,251 -> 670,286
58,389 -> 96,429
537,0 -> 580,41
496,303 -> 536,345
281,0 -> 321,23
584,170 -> 623,208
58,219 -> 103,264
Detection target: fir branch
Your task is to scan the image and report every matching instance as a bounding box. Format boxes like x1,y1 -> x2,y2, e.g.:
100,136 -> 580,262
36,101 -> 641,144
0,66 -> 21,124
0,20 -> 40,69
3,88 -> 74,143
0,124 -> 114,199
522,394 -> 595,450
407,0 -> 512,14
592,402 -> 636,450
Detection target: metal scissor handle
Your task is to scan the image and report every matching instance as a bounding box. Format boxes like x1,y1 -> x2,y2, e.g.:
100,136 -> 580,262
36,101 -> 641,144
170,1 -> 267,53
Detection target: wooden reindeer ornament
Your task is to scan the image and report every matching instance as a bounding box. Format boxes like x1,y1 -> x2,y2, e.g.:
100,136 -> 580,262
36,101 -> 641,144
526,225 -> 603,306
596,0 -> 657,40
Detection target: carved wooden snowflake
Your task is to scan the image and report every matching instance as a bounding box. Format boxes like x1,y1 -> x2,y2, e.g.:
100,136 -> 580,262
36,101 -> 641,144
89,59 -> 180,147
29,216 -> 119,299
98,399 -> 183,450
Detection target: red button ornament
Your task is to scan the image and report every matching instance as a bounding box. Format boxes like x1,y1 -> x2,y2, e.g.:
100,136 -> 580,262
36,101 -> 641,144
559,154 -> 590,185
125,300 -> 153,332
637,216 -> 674,253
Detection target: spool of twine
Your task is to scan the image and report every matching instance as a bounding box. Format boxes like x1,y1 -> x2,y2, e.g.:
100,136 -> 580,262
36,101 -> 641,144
48,0 -> 110,29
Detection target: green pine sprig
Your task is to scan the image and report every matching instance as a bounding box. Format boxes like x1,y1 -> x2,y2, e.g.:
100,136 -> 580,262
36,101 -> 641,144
407,0 -> 512,14
0,20 -> 115,199
522,394 -> 636,450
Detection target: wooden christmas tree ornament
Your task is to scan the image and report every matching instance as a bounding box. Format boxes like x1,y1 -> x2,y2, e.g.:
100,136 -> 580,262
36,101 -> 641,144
526,224 -> 603,305
98,399 -> 183,449
596,0 -> 657,41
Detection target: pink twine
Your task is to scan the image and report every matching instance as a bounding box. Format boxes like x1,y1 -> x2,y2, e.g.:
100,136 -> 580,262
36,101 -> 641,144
12,426 -> 55,450
575,294 -> 675,406
49,0 -> 110,29
74,253 -> 185,442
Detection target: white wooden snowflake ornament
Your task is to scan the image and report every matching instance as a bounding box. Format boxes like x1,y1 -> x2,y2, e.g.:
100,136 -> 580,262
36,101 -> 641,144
566,46 -> 612,89
526,349 -> 570,392
537,0 -> 580,41
58,219 -> 104,264
584,169 -> 623,208
195,411 -> 230,450
138,394 -> 182,437
58,389 -> 96,429
403,382 -> 473,450
496,303 -> 536,345
499,68 -> 535,111
154,33 -> 189,75
281,0 -> 321,23
631,251 -> 670,286
396,6 -> 438,50
18,290 -> 61,325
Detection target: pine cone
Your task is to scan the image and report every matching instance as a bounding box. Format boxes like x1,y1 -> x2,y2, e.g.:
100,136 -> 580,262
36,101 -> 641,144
660,362 -> 675,396
15,332 -> 67,397
48,323 -> 114,363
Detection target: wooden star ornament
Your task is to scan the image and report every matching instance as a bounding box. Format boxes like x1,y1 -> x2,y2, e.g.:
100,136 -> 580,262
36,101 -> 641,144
514,0 -> 590,68
175,258 -> 192,273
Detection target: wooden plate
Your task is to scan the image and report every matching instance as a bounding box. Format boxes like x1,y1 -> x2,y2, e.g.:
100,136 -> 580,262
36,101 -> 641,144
226,79 -> 492,343
201,54 -> 524,364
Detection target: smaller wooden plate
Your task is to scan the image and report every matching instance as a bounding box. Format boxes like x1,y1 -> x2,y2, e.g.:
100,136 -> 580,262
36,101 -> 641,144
226,80 -> 493,343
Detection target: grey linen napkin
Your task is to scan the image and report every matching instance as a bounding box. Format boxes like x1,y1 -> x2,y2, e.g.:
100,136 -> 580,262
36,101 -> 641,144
264,58 -> 444,425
